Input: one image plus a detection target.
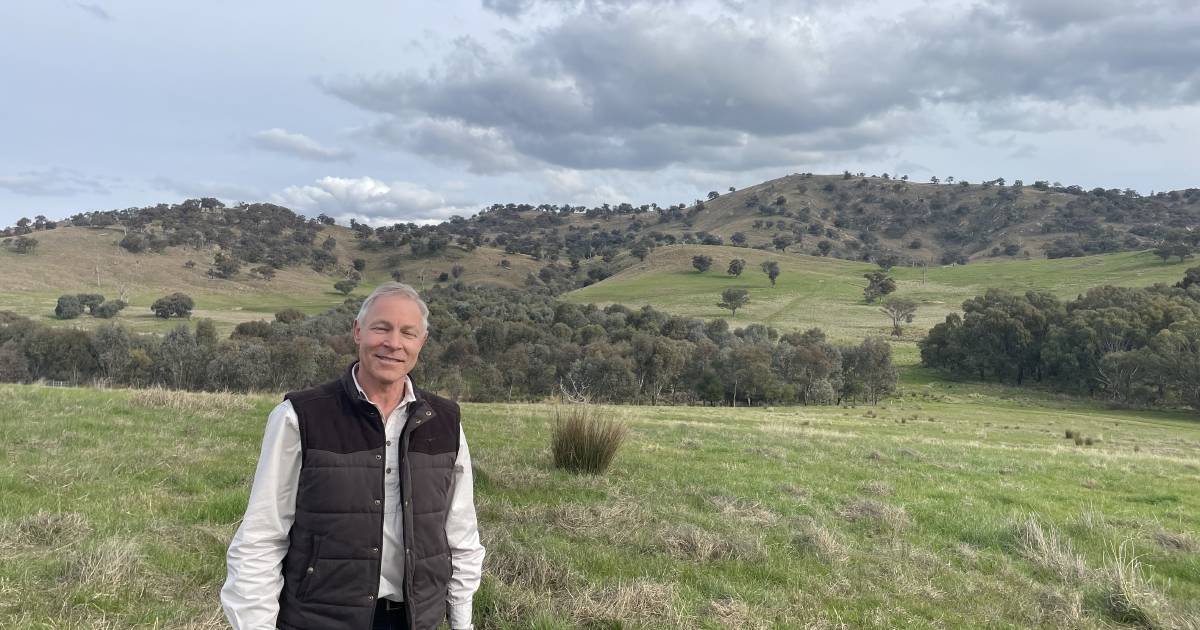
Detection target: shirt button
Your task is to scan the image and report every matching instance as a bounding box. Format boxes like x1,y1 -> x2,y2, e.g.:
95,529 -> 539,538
375,454 -> 382,460
386,468 -> 392,473
306,566 -> 314,574
374,499 -> 381,506
366,595 -> 375,601
371,547 -> 379,554
386,440 -> 391,446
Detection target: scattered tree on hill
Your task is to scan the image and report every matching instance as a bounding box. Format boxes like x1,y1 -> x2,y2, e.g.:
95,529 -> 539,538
880,297 -> 918,336
760,260 -> 781,286
321,236 -> 337,251
727,258 -> 745,276
352,258 -> 366,272
275,308 -> 306,324
151,292 -> 194,319
692,255 -> 713,273
12,236 -> 38,254
817,240 -> 833,256
55,295 -> 84,320
211,251 -> 241,279
76,294 -> 105,315
631,243 -> 649,261
772,235 -> 794,251
334,279 -> 359,295
717,288 -> 750,316
863,271 -> 897,303
451,265 -> 465,279
94,300 -> 127,318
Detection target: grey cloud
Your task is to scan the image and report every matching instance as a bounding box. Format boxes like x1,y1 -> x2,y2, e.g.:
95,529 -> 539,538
482,0 -> 536,17
251,128 -> 353,162
326,1 -> 1200,174
0,168 -> 110,196
1108,125 -> 1167,145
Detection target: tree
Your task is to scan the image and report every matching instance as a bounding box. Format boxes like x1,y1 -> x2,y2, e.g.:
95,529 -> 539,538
772,234 -> 794,251
880,297 -> 918,336
12,236 -> 38,253
631,243 -> 649,261
321,236 -> 337,251
717,288 -> 750,316
75,293 -> 106,315
692,255 -> 713,273
94,300 -> 127,319
727,258 -> 745,276
760,260 -> 781,287
334,278 -> 359,295
352,258 -> 367,272
211,251 -> 241,279
55,295 -> 84,320
707,190 -> 720,200
817,240 -> 833,256
863,271 -> 896,303
730,232 -> 747,246
151,292 -> 194,319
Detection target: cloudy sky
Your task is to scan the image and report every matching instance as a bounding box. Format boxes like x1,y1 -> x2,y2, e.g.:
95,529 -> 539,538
2,0 -> 1198,227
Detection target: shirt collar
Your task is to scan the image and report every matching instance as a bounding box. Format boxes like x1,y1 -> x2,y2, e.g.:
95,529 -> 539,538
351,362 -> 417,409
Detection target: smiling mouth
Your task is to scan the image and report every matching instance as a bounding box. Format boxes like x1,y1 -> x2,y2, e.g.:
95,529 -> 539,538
376,355 -> 404,364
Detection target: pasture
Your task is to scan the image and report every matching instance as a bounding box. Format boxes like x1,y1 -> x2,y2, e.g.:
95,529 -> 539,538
1,382 -> 1197,628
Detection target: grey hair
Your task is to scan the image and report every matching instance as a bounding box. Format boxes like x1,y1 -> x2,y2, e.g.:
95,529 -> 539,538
355,282 -> 430,332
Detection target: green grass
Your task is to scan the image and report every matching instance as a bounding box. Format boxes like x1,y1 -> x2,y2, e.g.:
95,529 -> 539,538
2,383 -> 1198,628
566,246 -> 1197,361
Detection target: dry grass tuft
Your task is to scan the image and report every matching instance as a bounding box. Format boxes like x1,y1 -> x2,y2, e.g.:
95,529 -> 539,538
64,537 -> 144,589
1151,529 -> 1197,553
1101,540 -> 1164,628
572,579 -> 689,627
1015,516 -> 1089,584
485,539 -> 580,594
792,518 -> 850,565
658,524 -> 764,562
1037,586 -> 1084,627
707,495 -> 780,526
547,500 -> 648,541
129,386 -> 255,413
837,498 -> 909,533
707,596 -> 766,629
551,404 -> 628,475
858,480 -> 893,496
5,511 -> 91,549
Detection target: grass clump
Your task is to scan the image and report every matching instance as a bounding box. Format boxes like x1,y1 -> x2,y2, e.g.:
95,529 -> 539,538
1015,516 -> 1088,584
550,404 -> 628,475
1101,540 -> 1164,628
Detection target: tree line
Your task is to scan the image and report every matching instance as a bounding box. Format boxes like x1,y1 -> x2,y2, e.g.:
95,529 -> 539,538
0,285 -> 896,406
920,266 -> 1200,409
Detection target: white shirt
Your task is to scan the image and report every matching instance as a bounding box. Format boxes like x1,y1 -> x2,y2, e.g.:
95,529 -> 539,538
220,374 -> 484,629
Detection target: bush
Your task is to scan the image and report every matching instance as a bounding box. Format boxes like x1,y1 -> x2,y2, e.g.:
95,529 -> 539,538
93,300 -> 127,319
150,292 -> 194,319
551,405 -> 627,475
55,295 -> 84,320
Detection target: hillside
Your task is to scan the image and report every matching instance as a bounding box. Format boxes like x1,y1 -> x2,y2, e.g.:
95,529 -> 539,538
565,245 -> 1199,348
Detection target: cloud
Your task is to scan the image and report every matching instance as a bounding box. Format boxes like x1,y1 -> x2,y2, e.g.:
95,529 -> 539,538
322,1 -> 1200,176
272,176 -> 476,225
150,177 -> 263,201
72,2 -> 112,21
1108,124 -> 1167,145
250,128 -> 353,162
0,168 -> 110,196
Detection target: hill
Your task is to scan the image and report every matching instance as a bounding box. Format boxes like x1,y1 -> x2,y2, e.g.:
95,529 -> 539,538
1,383 -> 1197,627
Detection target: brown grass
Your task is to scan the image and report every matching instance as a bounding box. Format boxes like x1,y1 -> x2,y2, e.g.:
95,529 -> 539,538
792,518 -> 849,565
1015,516 -> 1089,584
837,498 -> 910,533
657,523 -> 764,562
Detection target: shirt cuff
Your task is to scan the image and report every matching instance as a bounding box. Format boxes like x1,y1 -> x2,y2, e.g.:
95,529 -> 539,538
449,601 -> 473,629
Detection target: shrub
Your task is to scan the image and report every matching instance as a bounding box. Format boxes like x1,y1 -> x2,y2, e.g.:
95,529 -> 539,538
551,405 -> 627,475
150,292 -> 194,319
93,300 -> 127,319
274,308 -> 306,324
55,295 -> 84,320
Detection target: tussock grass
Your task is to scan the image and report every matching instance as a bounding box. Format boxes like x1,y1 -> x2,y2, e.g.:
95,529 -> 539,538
1037,585 -> 1084,627
707,495 -> 780,526
792,518 -> 850,565
657,523 -> 765,562
837,498 -> 909,533
1015,516 -> 1089,584
65,537 -> 143,589
573,579 -> 689,627
550,404 -> 627,475
858,480 -> 893,496
1101,540 -> 1164,628
1152,529 -> 1197,553
128,386 -> 255,413
5,511 -> 90,550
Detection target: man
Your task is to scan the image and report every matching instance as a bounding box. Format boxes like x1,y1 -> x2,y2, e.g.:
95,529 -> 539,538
221,282 -> 484,630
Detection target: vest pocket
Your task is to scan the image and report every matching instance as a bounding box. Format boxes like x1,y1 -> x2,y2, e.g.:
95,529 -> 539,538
297,532 -> 323,600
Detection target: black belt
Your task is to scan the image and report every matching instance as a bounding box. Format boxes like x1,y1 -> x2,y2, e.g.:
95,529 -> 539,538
377,598 -> 406,612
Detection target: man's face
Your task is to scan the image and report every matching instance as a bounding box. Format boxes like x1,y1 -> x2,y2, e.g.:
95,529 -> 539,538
352,294 -> 428,387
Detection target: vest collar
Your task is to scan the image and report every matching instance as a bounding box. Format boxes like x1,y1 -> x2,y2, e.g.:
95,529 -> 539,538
339,361 -> 437,427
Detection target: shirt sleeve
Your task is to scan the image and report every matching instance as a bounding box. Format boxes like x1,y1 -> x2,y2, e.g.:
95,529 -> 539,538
446,424 -> 485,629
220,400 -> 302,630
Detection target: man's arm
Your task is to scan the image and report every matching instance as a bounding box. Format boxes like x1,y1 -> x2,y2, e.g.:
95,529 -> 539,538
220,400 -> 302,630
446,424 -> 485,630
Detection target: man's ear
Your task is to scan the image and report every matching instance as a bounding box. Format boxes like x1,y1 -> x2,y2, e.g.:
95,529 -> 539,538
351,319 -> 361,344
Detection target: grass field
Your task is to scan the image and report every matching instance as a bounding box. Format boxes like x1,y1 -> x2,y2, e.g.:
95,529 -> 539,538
2,382 -> 1197,628
565,246 -> 1197,366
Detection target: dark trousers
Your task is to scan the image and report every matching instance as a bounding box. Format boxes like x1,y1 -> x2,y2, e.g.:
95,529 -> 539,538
372,599 -> 410,630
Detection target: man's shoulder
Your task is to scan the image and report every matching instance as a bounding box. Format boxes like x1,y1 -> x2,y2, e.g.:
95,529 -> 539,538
415,387 -> 460,419
284,377 -> 341,406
